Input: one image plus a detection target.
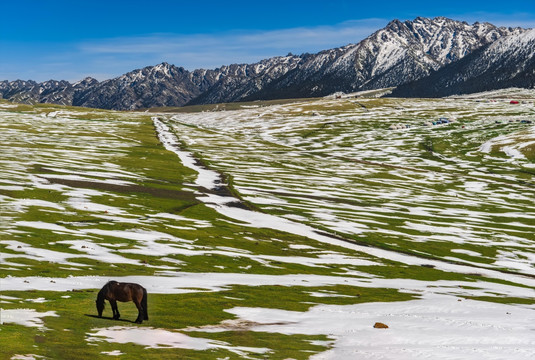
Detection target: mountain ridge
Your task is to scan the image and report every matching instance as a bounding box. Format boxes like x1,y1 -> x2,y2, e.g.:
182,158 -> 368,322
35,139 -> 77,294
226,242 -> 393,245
0,17 -> 529,110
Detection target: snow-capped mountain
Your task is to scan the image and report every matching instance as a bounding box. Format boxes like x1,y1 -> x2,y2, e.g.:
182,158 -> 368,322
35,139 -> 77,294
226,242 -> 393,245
390,28 -> 535,97
71,57 -> 304,110
229,17 -> 524,103
0,17 -> 528,110
73,63 -> 212,110
186,55 -> 303,105
0,77 -> 98,106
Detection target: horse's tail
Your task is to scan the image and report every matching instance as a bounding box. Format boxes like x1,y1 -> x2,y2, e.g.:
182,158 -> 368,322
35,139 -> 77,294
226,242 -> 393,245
142,287 -> 149,320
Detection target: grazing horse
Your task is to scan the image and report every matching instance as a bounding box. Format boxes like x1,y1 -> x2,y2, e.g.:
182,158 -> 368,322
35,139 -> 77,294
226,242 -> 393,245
96,281 -> 148,324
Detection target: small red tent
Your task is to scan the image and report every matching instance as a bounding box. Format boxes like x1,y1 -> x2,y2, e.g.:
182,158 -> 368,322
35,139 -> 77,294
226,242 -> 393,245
510,100 -> 520,104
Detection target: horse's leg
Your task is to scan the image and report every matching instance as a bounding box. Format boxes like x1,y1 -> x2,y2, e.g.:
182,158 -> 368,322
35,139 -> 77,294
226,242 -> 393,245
110,300 -> 120,320
133,298 -> 143,324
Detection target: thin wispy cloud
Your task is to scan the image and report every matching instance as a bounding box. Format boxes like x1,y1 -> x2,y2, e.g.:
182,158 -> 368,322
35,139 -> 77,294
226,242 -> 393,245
81,18 -> 386,54
76,18 -> 387,75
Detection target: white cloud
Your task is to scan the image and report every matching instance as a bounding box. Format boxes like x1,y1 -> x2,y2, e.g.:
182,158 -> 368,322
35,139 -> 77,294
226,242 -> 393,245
77,18 -> 388,71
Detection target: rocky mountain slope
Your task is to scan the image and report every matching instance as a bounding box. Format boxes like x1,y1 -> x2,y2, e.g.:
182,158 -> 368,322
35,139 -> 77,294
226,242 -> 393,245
0,77 -> 98,106
234,17 -> 524,102
390,28 -> 535,98
74,63 -> 211,110
0,17 -> 527,110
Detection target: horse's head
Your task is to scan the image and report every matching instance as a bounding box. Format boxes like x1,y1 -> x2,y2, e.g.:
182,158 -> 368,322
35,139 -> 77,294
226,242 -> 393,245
96,299 -> 104,317
96,289 -> 106,317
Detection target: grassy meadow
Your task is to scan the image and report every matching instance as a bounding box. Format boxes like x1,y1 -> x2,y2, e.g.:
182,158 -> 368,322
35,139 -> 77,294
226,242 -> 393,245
1,91 -> 534,359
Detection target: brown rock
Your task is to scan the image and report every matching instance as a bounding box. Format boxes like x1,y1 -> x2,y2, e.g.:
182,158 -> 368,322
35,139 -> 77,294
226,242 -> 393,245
374,322 -> 389,329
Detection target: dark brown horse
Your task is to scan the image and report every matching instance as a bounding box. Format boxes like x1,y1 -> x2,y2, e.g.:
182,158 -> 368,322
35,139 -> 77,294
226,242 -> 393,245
96,281 -> 148,324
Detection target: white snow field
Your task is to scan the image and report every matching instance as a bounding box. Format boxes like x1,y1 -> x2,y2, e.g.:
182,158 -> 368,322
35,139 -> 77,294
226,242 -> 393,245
1,92 -> 534,359
164,95 -> 535,276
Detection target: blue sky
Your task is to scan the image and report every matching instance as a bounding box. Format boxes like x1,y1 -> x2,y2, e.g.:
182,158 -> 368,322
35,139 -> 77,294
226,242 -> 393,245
2,0 -> 535,82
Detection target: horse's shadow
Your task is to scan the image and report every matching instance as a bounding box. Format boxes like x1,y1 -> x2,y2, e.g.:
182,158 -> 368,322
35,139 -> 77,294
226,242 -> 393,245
84,314 -> 135,323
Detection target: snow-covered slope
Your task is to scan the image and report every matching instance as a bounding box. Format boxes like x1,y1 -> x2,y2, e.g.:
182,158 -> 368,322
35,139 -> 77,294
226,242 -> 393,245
391,28 -> 535,97
242,17 -> 524,101
73,63 -> 210,110
187,55 -> 303,105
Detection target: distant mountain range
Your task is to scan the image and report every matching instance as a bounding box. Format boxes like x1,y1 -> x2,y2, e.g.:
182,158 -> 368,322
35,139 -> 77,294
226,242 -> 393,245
0,17 -> 531,110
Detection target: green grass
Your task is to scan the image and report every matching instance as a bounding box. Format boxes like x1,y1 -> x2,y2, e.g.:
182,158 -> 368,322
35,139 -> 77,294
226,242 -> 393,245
157,95 -> 535,275
0,285 -> 414,359
147,97 -> 320,113
2,95 -> 534,359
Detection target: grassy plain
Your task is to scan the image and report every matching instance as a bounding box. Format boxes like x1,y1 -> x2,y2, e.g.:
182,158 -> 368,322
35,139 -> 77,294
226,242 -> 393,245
1,92 -> 534,359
